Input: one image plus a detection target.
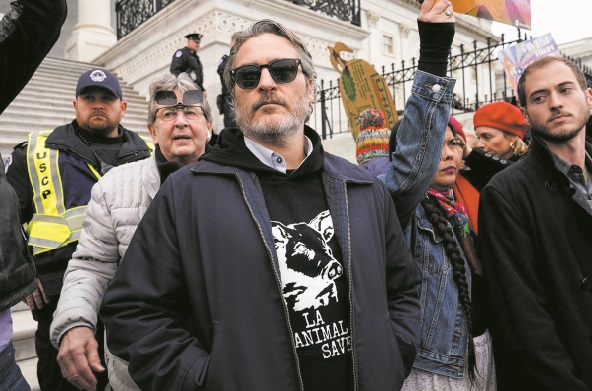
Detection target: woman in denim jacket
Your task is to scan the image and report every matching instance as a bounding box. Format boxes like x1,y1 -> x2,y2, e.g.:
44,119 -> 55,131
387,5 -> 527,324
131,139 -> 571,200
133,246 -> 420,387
381,3 -> 495,387
400,120 -> 495,390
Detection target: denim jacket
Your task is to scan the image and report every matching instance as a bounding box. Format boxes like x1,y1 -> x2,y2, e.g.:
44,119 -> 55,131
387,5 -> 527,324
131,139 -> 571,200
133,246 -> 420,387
405,203 -> 472,378
381,70 -> 467,377
381,70 -> 456,228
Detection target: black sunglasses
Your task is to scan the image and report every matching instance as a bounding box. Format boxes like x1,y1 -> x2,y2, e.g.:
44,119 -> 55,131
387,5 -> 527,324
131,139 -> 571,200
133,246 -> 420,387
155,89 -> 203,105
230,58 -> 302,90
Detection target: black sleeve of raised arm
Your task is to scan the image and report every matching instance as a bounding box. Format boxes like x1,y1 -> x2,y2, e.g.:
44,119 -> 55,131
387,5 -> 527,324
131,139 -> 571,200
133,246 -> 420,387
417,20 -> 455,77
0,0 -> 68,114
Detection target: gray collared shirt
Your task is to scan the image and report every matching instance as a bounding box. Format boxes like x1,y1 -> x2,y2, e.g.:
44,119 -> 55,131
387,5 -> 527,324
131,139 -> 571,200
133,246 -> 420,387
244,136 -> 313,174
553,151 -> 592,210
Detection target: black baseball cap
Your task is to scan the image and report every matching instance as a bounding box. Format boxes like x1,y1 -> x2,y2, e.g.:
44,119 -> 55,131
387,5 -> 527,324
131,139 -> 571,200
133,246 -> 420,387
185,33 -> 203,42
76,68 -> 123,100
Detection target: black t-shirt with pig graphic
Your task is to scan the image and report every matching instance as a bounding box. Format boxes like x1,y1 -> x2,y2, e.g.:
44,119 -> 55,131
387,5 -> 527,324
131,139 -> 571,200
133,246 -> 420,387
260,163 -> 352,390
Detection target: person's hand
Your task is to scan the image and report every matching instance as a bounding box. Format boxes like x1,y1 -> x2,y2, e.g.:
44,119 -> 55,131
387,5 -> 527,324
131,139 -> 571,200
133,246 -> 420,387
57,327 -> 105,391
23,278 -> 49,310
418,0 -> 455,23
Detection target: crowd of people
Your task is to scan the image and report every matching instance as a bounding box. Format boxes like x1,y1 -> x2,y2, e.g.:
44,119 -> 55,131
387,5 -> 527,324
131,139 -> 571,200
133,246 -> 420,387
1,0 -> 591,391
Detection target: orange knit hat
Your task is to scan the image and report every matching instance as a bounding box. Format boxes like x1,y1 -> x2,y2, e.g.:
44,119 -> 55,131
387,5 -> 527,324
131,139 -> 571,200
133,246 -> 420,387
473,101 -> 529,139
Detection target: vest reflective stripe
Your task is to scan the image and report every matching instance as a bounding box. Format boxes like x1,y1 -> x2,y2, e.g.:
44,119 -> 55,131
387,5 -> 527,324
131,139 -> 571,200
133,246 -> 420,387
139,136 -> 155,153
28,131 -> 65,217
26,132 -> 100,255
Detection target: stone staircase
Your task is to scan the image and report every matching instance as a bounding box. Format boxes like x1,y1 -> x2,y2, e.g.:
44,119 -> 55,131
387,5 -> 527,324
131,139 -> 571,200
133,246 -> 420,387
0,56 -> 150,157
5,57 -> 150,390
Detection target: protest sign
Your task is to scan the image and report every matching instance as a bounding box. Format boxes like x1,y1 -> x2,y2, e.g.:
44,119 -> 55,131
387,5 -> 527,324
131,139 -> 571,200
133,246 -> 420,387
497,33 -> 560,95
329,42 -> 397,141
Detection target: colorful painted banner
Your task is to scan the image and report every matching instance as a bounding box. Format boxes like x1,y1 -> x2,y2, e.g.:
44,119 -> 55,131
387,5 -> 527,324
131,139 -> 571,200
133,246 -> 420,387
451,0 -> 531,30
497,33 -> 560,94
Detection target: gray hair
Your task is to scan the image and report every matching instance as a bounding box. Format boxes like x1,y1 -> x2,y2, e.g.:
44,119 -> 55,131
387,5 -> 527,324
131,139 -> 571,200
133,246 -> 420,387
147,72 -> 212,124
223,19 -> 317,96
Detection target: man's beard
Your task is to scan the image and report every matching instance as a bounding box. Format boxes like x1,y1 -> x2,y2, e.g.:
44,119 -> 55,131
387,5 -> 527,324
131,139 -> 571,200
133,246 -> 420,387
79,113 -> 118,137
234,90 -> 310,146
530,111 -> 589,144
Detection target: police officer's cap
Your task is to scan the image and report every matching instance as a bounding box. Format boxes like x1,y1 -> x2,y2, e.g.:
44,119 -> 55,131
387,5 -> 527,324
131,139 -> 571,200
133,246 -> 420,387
185,33 -> 203,42
76,68 -> 123,100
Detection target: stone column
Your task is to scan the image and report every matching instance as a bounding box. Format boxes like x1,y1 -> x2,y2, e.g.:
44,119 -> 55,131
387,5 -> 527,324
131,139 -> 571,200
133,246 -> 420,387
64,0 -> 117,62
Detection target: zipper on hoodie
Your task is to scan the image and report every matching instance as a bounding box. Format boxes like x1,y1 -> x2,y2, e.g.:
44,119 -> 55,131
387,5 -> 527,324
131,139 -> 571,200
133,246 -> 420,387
342,181 -> 358,391
235,173 -> 305,391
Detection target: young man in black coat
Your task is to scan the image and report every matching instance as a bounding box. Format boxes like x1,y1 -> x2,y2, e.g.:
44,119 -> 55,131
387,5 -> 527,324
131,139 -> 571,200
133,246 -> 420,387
479,56 -> 592,390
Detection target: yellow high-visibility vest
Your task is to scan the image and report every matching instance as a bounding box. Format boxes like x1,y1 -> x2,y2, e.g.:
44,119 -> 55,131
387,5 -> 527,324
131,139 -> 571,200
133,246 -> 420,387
25,131 -> 101,255
140,136 -> 155,153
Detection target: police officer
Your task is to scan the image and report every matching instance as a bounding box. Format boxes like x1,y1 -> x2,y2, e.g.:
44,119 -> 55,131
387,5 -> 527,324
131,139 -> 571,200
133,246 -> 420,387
216,46 -> 237,129
5,68 -> 152,391
170,33 -> 206,92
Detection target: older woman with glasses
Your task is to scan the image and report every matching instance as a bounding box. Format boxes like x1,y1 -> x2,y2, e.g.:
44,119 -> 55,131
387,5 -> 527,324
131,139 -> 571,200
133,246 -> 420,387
49,73 -> 212,391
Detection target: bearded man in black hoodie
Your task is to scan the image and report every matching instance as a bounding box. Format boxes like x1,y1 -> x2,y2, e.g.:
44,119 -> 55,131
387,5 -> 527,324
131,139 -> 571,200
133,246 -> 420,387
101,1 -> 457,389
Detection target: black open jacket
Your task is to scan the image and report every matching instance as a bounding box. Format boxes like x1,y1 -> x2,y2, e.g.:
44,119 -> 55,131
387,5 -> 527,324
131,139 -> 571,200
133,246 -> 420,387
0,0 -> 67,309
479,134 -> 592,390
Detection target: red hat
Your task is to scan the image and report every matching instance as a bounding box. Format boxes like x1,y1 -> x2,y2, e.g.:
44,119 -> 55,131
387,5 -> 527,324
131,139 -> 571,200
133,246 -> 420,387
448,116 -> 466,142
473,101 -> 529,139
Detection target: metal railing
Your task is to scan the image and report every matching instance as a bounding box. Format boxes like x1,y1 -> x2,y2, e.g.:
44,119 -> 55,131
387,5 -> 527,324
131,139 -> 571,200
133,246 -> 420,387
288,0 -> 361,26
116,0 -> 176,39
116,0 -> 360,39
312,33 -> 592,140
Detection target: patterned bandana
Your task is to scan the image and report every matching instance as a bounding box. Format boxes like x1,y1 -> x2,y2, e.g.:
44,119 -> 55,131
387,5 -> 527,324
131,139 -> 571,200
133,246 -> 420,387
428,188 -> 469,235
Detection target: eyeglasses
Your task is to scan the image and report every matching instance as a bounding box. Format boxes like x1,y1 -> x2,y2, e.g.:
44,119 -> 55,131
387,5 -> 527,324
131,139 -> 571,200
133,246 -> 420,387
155,105 -> 206,122
155,90 -> 203,105
446,138 -> 466,151
230,58 -> 302,90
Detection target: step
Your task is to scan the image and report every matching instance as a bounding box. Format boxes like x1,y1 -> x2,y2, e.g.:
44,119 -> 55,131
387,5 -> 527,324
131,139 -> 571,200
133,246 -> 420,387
32,69 -> 104,83
11,305 -> 36,339
18,356 -> 39,391
28,76 -> 81,89
26,77 -> 142,92
42,56 -> 96,68
12,302 -> 30,312
32,68 -> 135,83
11,305 -> 37,363
37,59 -> 98,74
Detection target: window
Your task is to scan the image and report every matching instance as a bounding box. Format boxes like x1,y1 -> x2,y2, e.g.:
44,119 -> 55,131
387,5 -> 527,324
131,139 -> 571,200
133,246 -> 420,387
382,34 -> 394,55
